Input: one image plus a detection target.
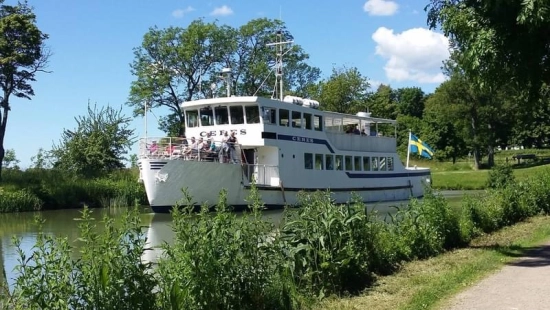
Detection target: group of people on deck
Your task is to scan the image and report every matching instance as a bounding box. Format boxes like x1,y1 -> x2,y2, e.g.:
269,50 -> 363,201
147,131 -> 239,163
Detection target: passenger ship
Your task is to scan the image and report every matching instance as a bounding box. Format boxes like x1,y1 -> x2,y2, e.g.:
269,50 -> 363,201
138,47 -> 431,214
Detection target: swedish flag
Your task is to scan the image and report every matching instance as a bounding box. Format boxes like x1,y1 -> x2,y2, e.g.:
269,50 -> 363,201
409,134 -> 434,159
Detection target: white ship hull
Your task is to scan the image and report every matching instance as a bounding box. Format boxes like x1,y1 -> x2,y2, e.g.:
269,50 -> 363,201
139,157 -> 430,213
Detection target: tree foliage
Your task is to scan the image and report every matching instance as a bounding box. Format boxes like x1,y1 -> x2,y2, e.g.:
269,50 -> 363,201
316,66 -> 370,114
368,84 -> 397,119
0,0 -> 49,180
426,0 -> 550,97
128,18 -> 320,136
51,103 -> 135,178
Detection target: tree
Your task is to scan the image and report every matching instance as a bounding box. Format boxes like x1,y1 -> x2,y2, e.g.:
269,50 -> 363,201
395,87 -> 426,118
128,18 -> 320,136
426,0 -> 550,98
367,84 -> 397,119
3,148 -> 19,169
51,103 -> 135,178
0,1 -> 49,180
317,66 -> 370,114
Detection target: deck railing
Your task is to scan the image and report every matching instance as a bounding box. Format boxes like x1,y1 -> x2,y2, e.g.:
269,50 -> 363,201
139,137 -> 242,163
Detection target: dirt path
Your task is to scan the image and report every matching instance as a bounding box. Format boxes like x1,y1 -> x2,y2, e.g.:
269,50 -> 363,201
445,242 -> 550,310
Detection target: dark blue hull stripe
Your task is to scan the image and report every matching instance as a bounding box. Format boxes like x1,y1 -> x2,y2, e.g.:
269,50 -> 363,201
345,171 -> 431,178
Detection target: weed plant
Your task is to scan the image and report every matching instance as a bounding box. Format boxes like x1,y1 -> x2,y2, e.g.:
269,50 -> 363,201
0,188 -> 42,213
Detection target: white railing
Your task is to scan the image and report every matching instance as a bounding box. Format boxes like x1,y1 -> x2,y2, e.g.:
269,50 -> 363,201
242,164 -> 280,186
139,137 -> 242,163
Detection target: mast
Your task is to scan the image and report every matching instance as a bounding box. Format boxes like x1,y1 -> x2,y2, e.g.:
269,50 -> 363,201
266,30 -> 293,101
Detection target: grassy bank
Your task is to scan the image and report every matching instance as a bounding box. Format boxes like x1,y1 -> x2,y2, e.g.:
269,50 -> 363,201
4,167 -> 550,309
320,215 -> 550,310
0,168 -> 147,213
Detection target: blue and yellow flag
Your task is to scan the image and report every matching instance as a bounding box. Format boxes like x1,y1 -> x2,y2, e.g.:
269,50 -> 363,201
409,134 -> 434,159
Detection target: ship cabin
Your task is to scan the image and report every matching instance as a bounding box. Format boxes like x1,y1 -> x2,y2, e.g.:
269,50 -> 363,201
137,95 -> 401,188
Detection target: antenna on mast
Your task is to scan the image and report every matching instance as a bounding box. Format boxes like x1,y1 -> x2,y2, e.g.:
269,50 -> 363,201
266,30 -> 293,101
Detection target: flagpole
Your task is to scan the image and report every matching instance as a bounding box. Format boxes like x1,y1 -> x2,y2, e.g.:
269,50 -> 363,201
406,129 -> 411,168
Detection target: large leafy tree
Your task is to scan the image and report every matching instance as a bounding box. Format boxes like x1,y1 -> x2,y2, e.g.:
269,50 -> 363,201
128,20 -> 232,136
51,103 -> 135,178
367,84 -> 397,119
395,87 -> 426,118
316,66 -> 370,114
129,18 -> 320,136
426,0 -> 550,97
0,0 -> 49,180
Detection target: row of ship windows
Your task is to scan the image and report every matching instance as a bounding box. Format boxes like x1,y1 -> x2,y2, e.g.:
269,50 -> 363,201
184,105 -> 324,131
304,153 -> 395,171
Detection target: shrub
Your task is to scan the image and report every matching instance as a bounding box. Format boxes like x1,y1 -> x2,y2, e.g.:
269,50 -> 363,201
156,187 -> 301,310
0,188 -> 42,213
486,164 -> 515,189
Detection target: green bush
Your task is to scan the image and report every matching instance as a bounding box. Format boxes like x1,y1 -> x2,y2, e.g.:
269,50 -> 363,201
8,207 -> 157,309
156,187 -> 302,310
0,188 -> 42,213
486,164 -> 515,189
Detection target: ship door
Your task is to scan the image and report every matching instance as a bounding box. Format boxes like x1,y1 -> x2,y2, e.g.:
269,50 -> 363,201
242,149 -> 255,182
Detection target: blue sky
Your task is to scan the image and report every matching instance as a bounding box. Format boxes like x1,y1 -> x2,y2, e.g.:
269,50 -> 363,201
6,0 -> 449,168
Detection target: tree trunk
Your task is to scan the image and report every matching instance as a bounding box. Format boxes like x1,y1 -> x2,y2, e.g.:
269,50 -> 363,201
487,144 -> 495,167
473,147 -> 481,170
0,102 -> 9,182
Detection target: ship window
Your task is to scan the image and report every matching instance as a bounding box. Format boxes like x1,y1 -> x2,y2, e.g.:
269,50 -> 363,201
245,105 -> 260,124
279,109 -> 289,126
200,107 -> 214,126
229,106 -> 244,124
335,155 -> 343,170
363,156 -> 370,171
315,154 -> 323,170
372,157 -> 379,171
262,107 -> 277,125
304,113 -> 312,130
387,157 -> 394,171
186,109 -> 199,128
292,111 -> 302,128
379,157 -> 387,171
314,115 -> 323,131
214,106 -> 229,125
325,155 -> 334,170
345,155 -> 353,171
304,153 -> 313,170
354,156 -> 362,171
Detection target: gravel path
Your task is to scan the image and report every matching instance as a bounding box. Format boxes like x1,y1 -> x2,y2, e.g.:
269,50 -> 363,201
446,242 -> 550,310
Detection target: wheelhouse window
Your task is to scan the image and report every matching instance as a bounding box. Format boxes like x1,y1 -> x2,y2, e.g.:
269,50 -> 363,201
304,153 -> 313,170
229,106 -> 244,124
245,106 -> 260,124
279,109 -> 289,126
363,156 -> 370,171
186,109 -> 199,128
345,155 -> 353,171
214,106 -> 229,125
335,155 -> 343,170
379,157 -> 387,171
262,107 -> 277,125
315,154 -> 324,170
200,107 -> 213,126
387,157 -> 394,171
325,155 -> 334,170
292,111 -> 302,128
354,156 -> 362,171
304,113 -> 312,130
314,115 -> 323,131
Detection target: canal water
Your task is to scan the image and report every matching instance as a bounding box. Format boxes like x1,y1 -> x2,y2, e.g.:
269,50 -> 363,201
1,192 -> 469,292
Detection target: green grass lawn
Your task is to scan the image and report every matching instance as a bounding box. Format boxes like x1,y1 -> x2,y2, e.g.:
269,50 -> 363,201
404,149 -> 550,190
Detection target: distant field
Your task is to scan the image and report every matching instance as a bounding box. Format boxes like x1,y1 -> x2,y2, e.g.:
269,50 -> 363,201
405,149 -> 550,190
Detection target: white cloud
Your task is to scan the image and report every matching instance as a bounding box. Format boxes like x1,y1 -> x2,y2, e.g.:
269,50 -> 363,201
372,27 -> 450,83
368,79 -> 383,90
172,6 -> 195,18
363,0 -> 399,16
210,5 -> 233,16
